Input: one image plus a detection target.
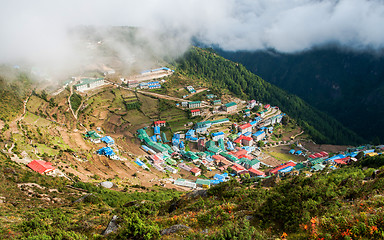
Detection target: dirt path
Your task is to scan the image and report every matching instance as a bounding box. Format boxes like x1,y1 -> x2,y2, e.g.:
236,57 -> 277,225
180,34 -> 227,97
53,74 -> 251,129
136,90 -> 190,103
67,81 -> 77,120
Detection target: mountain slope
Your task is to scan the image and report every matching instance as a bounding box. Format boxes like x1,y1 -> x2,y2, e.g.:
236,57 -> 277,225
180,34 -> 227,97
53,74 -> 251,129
217,48 -> 384,143
0,69 -> 32,122
177,47 -> 363,145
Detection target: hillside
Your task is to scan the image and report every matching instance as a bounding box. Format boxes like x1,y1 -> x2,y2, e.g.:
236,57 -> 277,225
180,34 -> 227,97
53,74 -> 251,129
217,47 -> 384,144
177,47 -> 363,145
0,69 -> 32,123
2,147 -> 384,239
1,44 -> 382,239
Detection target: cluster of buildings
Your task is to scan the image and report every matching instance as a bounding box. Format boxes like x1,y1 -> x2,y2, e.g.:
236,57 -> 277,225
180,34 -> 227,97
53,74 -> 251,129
134,97 -> 384,188
135,106 -> 287,188
272,146 -> 383,176
83,130 -> 120,160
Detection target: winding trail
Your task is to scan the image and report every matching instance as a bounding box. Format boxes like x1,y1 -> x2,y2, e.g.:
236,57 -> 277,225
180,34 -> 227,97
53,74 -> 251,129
68,84 -> 77,120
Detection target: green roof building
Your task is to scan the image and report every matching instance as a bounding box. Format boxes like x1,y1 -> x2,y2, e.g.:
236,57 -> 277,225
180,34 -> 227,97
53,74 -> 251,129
309,158 -> 324,165
74,78 -> 104,91
211,118 -> 230,125
188,101 -> 201,108
207,146 -> 222,154
224,102 -> 237,113
212,99 -> 222,105
312,164 -> 326,171
196,179 -> 211,187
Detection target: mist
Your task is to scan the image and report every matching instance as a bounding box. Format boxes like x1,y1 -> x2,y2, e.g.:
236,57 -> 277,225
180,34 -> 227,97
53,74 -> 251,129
1,0 -> 384,77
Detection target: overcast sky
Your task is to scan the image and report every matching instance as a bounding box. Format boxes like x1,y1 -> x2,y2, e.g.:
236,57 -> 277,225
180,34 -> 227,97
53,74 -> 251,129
1,0 -> 384,68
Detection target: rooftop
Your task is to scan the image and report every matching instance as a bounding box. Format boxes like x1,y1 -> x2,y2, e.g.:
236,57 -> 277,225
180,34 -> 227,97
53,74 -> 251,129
225,102 -> 237,108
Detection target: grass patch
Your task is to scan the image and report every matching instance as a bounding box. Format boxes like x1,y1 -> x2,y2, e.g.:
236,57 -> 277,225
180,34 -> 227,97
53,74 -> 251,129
24,112 -> 51,127
137,94 -> 159,118
52,136 -> 71,150
266,151 -> 295,163
36,144 -> 59,156
122,110 -> 151,126
27,95 -> 46,113
70,92 -> 82,112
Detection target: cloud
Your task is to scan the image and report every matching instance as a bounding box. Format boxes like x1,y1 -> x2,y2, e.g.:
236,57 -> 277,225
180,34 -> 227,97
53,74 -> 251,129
0,0 -> 383,74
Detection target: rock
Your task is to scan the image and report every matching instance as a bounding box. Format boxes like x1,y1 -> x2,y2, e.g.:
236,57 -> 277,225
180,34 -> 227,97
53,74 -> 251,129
186,190 -> 207,198
103,215 -> 119,235
161,224 -> 190,235
123,200 -> 137,207
100,181 -> 113,189
71,193 -> 93,205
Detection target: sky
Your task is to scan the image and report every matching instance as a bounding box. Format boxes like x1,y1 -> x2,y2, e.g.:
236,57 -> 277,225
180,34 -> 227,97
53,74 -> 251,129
1,0 -> 384,72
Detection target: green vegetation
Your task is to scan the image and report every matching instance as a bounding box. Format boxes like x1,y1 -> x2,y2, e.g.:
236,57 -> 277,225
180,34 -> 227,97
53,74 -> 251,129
178,47 -> 363,145
72,182 -> 182,208
266,151 -> 295,163
2,130 -> 384,240
70,92 -> 82,112
0,73 -> 31,122
125,101 -> 141,110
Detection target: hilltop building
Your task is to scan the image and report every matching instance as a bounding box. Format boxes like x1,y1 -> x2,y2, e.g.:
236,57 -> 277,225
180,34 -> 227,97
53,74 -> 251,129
74,78 -> 105,91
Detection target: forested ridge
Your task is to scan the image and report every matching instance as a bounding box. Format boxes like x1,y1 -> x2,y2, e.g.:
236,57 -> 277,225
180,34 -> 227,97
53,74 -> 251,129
177,47 -> 363,145
217,48 -> 384,144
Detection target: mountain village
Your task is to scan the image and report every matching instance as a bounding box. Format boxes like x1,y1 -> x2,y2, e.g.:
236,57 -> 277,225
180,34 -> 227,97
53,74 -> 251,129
22,66 -> 384,191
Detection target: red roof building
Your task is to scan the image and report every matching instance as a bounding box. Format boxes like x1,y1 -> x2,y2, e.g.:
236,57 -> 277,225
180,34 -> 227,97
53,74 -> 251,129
234,135 -> 254,146
319,151 -> 329,158
154,121 -> 166,127
264,104 -> 271,109
248,168 -> 266,177
231,149 -> 248,158
238,123 -> 252,134
213,155 -> 232,169
334,159 -> 347,165
270,162 -> 296,175
27,160 -> 55,175
309,152 -> 329,159
190,167 -> 201,176
230,164 -> 248,175
191,109 -> 201,117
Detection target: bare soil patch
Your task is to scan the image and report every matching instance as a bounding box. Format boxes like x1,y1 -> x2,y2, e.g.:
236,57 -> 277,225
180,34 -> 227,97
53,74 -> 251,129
302,141 -> 351,154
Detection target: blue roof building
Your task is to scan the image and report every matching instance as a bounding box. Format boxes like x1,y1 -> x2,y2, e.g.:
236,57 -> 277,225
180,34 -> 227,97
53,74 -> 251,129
154,126 -> 160,135
97,147 -> 115,156
101,136 -> 114,145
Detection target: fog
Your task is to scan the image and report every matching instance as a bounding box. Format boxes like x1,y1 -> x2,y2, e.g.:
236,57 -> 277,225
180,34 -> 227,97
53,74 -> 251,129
1,0 -> 383,76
